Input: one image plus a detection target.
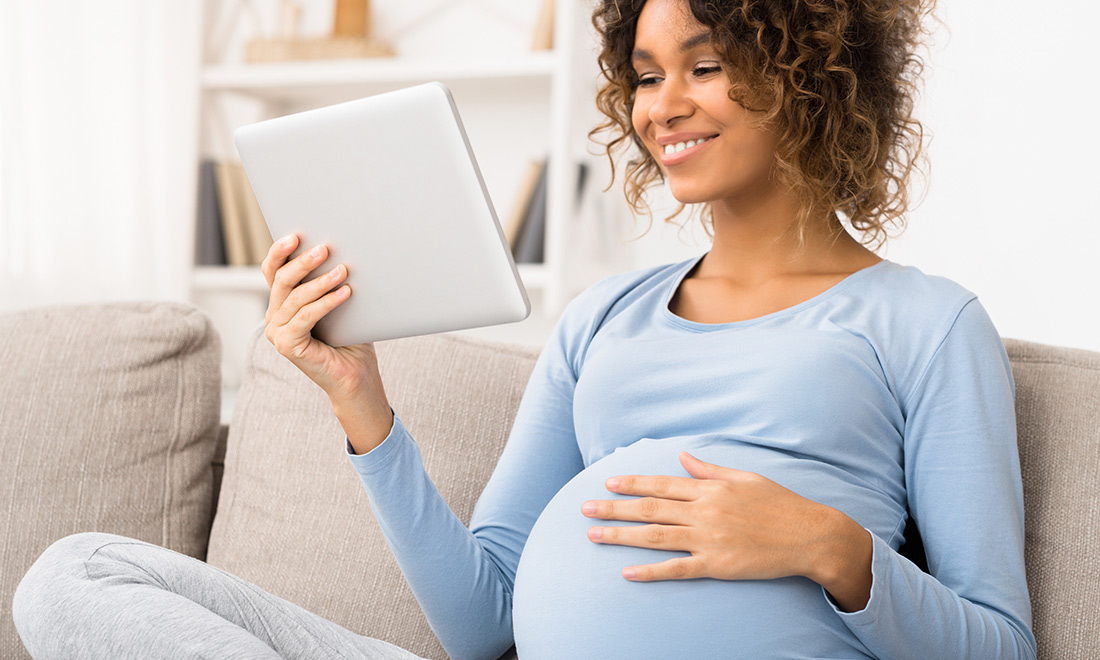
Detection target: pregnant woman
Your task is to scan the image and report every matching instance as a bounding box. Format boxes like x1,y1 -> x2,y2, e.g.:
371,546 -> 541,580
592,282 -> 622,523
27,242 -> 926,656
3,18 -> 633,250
14,0 -> 1036,658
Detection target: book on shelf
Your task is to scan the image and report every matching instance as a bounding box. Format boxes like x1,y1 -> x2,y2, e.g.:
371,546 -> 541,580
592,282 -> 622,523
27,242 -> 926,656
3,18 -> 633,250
504,159 -> 544,249
235,164 -> 274,264
213,161 -> 251,266
511,159 -> 549,264
195,160 -> 227,266
196,159 -> 273,267
508,159 -> 591,265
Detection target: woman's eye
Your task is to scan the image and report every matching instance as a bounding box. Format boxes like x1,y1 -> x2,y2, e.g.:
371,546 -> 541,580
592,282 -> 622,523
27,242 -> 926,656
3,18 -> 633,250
633,75 -> 661,88
693,65 -> 722,77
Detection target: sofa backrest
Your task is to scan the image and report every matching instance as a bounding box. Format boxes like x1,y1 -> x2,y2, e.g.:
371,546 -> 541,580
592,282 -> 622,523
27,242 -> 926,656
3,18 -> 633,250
208,329 -> 1100,660
1004,338 -> 1100,658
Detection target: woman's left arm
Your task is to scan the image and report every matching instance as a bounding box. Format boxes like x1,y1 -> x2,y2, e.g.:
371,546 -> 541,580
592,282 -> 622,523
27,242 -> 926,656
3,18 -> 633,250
834,298 -> 1036,659
584,299 -> 1036,660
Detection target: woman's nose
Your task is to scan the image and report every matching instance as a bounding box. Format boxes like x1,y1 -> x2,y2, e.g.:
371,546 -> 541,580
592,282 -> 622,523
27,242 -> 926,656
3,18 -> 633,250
649,77 -> 695,127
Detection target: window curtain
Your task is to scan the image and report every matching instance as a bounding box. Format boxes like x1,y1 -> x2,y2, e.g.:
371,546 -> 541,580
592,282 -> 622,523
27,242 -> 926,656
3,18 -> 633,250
0,1 -> 202,310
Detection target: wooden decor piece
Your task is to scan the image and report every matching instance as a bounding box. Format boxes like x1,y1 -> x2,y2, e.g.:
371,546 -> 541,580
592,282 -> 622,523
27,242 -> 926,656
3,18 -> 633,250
532,0 -> 554,51
245,0 -> 392,63
245,36 -> 394,63
333,0 -> 369,38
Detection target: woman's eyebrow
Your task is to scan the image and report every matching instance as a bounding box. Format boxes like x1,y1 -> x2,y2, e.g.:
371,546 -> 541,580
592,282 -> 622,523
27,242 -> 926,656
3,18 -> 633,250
632,30 -> 714,63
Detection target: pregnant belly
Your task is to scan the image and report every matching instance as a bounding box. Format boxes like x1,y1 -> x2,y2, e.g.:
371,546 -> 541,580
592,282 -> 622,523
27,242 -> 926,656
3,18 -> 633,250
511,437 -> 871,660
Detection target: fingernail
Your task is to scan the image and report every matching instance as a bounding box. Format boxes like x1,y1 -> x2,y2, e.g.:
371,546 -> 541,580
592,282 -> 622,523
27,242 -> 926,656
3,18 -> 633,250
309,245 -> 324,258
278,234 -> 295,247
588,527 -> 602,540
581,502 -> 596,516
623,568 -> 637,579
327,265 -> 343,280
606,478 -> 620,491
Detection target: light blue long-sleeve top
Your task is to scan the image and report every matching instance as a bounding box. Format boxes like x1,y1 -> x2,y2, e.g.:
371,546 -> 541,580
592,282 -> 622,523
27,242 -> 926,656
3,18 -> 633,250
349,255 -> 1037,660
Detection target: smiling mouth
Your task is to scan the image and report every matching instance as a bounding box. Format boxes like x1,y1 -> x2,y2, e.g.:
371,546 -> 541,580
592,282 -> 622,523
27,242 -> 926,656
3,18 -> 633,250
663,136 -> 715,155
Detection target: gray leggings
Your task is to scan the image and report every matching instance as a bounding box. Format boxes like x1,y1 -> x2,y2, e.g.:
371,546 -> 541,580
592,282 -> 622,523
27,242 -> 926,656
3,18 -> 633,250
12,533 -> 428,660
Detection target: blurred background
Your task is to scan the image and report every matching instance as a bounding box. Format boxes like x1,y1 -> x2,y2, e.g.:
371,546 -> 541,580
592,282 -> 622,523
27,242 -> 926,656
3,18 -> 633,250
1,0 -> 1097,391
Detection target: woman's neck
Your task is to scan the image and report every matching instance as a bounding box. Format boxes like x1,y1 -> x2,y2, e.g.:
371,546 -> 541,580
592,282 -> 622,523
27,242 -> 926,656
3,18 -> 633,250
700,195 -> 879,284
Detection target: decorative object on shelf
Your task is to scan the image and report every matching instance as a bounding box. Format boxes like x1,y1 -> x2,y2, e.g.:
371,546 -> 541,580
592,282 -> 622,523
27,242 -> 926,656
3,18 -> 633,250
332,0 -> 369,38
382,0 -> 531,52
245,0 -> 394,63
532,0 -> 554,51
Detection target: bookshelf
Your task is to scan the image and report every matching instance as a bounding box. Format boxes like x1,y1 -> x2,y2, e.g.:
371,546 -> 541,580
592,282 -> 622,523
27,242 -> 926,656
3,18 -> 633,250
201,52 -> 559,100
191,0 -> 619,390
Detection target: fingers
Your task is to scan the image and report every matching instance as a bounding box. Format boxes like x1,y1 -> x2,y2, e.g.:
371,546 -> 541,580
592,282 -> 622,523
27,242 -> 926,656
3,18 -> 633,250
270,262 -> 348,329
265,241 -> 336,325
602,473 -> 697,500
262,234 -> 300,288
599,456 -> 754,501
265,283 -> 351,358
622,557 -> 702,582
679,451 -> 743,481
582,495 -> 690,525
586,522 -> 691,552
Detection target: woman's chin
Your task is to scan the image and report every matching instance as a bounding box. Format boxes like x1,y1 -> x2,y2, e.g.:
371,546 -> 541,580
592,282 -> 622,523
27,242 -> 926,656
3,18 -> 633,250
665,181 -> 718,207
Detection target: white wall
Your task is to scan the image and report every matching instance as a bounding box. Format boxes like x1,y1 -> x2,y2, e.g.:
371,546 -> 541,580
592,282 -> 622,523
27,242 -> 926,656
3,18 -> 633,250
884,1 -> 1100,352
0,2 -> 202,310
3,1 -> 1095,352
622,1 -> 1100,353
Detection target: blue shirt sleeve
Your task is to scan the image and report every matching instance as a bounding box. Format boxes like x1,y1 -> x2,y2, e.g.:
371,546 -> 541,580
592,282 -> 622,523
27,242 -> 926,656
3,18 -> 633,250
832,298 -> 1037,659
347,302 -> 589,660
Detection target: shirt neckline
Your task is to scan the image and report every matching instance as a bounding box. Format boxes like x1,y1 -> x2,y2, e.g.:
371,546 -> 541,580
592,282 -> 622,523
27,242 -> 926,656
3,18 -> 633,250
661,253 -> 892,332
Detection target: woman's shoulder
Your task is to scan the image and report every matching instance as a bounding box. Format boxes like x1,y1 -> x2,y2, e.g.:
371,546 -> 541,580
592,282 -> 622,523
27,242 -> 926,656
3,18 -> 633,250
851,260 -> 991,343
544,257 -> 698,370
853,260 -> 1006,401
563,257 -> 695,322
865,260 -> 978,316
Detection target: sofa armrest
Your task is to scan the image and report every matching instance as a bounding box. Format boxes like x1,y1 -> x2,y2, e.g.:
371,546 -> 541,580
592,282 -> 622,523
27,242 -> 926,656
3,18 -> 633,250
0,302 -> 222,660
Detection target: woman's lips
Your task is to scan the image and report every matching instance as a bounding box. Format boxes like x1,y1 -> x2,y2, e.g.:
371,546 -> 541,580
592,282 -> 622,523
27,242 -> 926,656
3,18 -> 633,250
658,135 -> 716,166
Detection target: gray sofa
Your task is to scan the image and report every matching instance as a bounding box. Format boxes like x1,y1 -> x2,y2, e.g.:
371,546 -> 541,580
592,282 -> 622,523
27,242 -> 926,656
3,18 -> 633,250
1,301 -> 1098,659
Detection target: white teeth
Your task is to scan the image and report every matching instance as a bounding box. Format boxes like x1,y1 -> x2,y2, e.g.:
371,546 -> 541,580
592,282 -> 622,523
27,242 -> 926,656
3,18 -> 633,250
663,137 -> 711,155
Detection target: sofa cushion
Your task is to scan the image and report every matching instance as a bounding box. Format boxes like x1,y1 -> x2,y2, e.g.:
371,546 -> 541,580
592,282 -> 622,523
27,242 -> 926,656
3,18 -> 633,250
1005,339 -> 1100,659
0,302 -> 221,660
207,329 -> 537,660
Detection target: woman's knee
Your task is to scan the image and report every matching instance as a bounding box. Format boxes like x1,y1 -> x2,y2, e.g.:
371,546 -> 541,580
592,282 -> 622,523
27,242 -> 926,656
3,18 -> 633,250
12,532 -> 134,644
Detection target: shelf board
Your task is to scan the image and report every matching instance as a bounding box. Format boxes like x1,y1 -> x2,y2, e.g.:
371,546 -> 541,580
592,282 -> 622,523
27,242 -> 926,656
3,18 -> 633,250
193,265 -> 267,293
193,262 -> 547,293
202,52 -> 559,102
516,262 -> 548,289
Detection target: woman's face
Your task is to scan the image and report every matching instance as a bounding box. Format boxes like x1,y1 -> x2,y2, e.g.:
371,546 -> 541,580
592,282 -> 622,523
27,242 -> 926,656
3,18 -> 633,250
630,0 -> 780,207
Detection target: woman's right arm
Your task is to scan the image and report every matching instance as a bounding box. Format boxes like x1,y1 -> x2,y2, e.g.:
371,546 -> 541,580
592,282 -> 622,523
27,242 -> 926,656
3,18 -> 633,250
348,293 -> 591,660
262,234 -> 590,659
261,234 -> 392,455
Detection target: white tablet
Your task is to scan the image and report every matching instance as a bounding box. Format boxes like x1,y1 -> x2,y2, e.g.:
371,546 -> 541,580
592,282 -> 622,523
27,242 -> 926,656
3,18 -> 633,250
234,82 -> 531,346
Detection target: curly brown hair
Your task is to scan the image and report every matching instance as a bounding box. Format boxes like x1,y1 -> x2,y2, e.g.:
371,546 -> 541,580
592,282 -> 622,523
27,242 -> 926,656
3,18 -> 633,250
591,0 -> 936,247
